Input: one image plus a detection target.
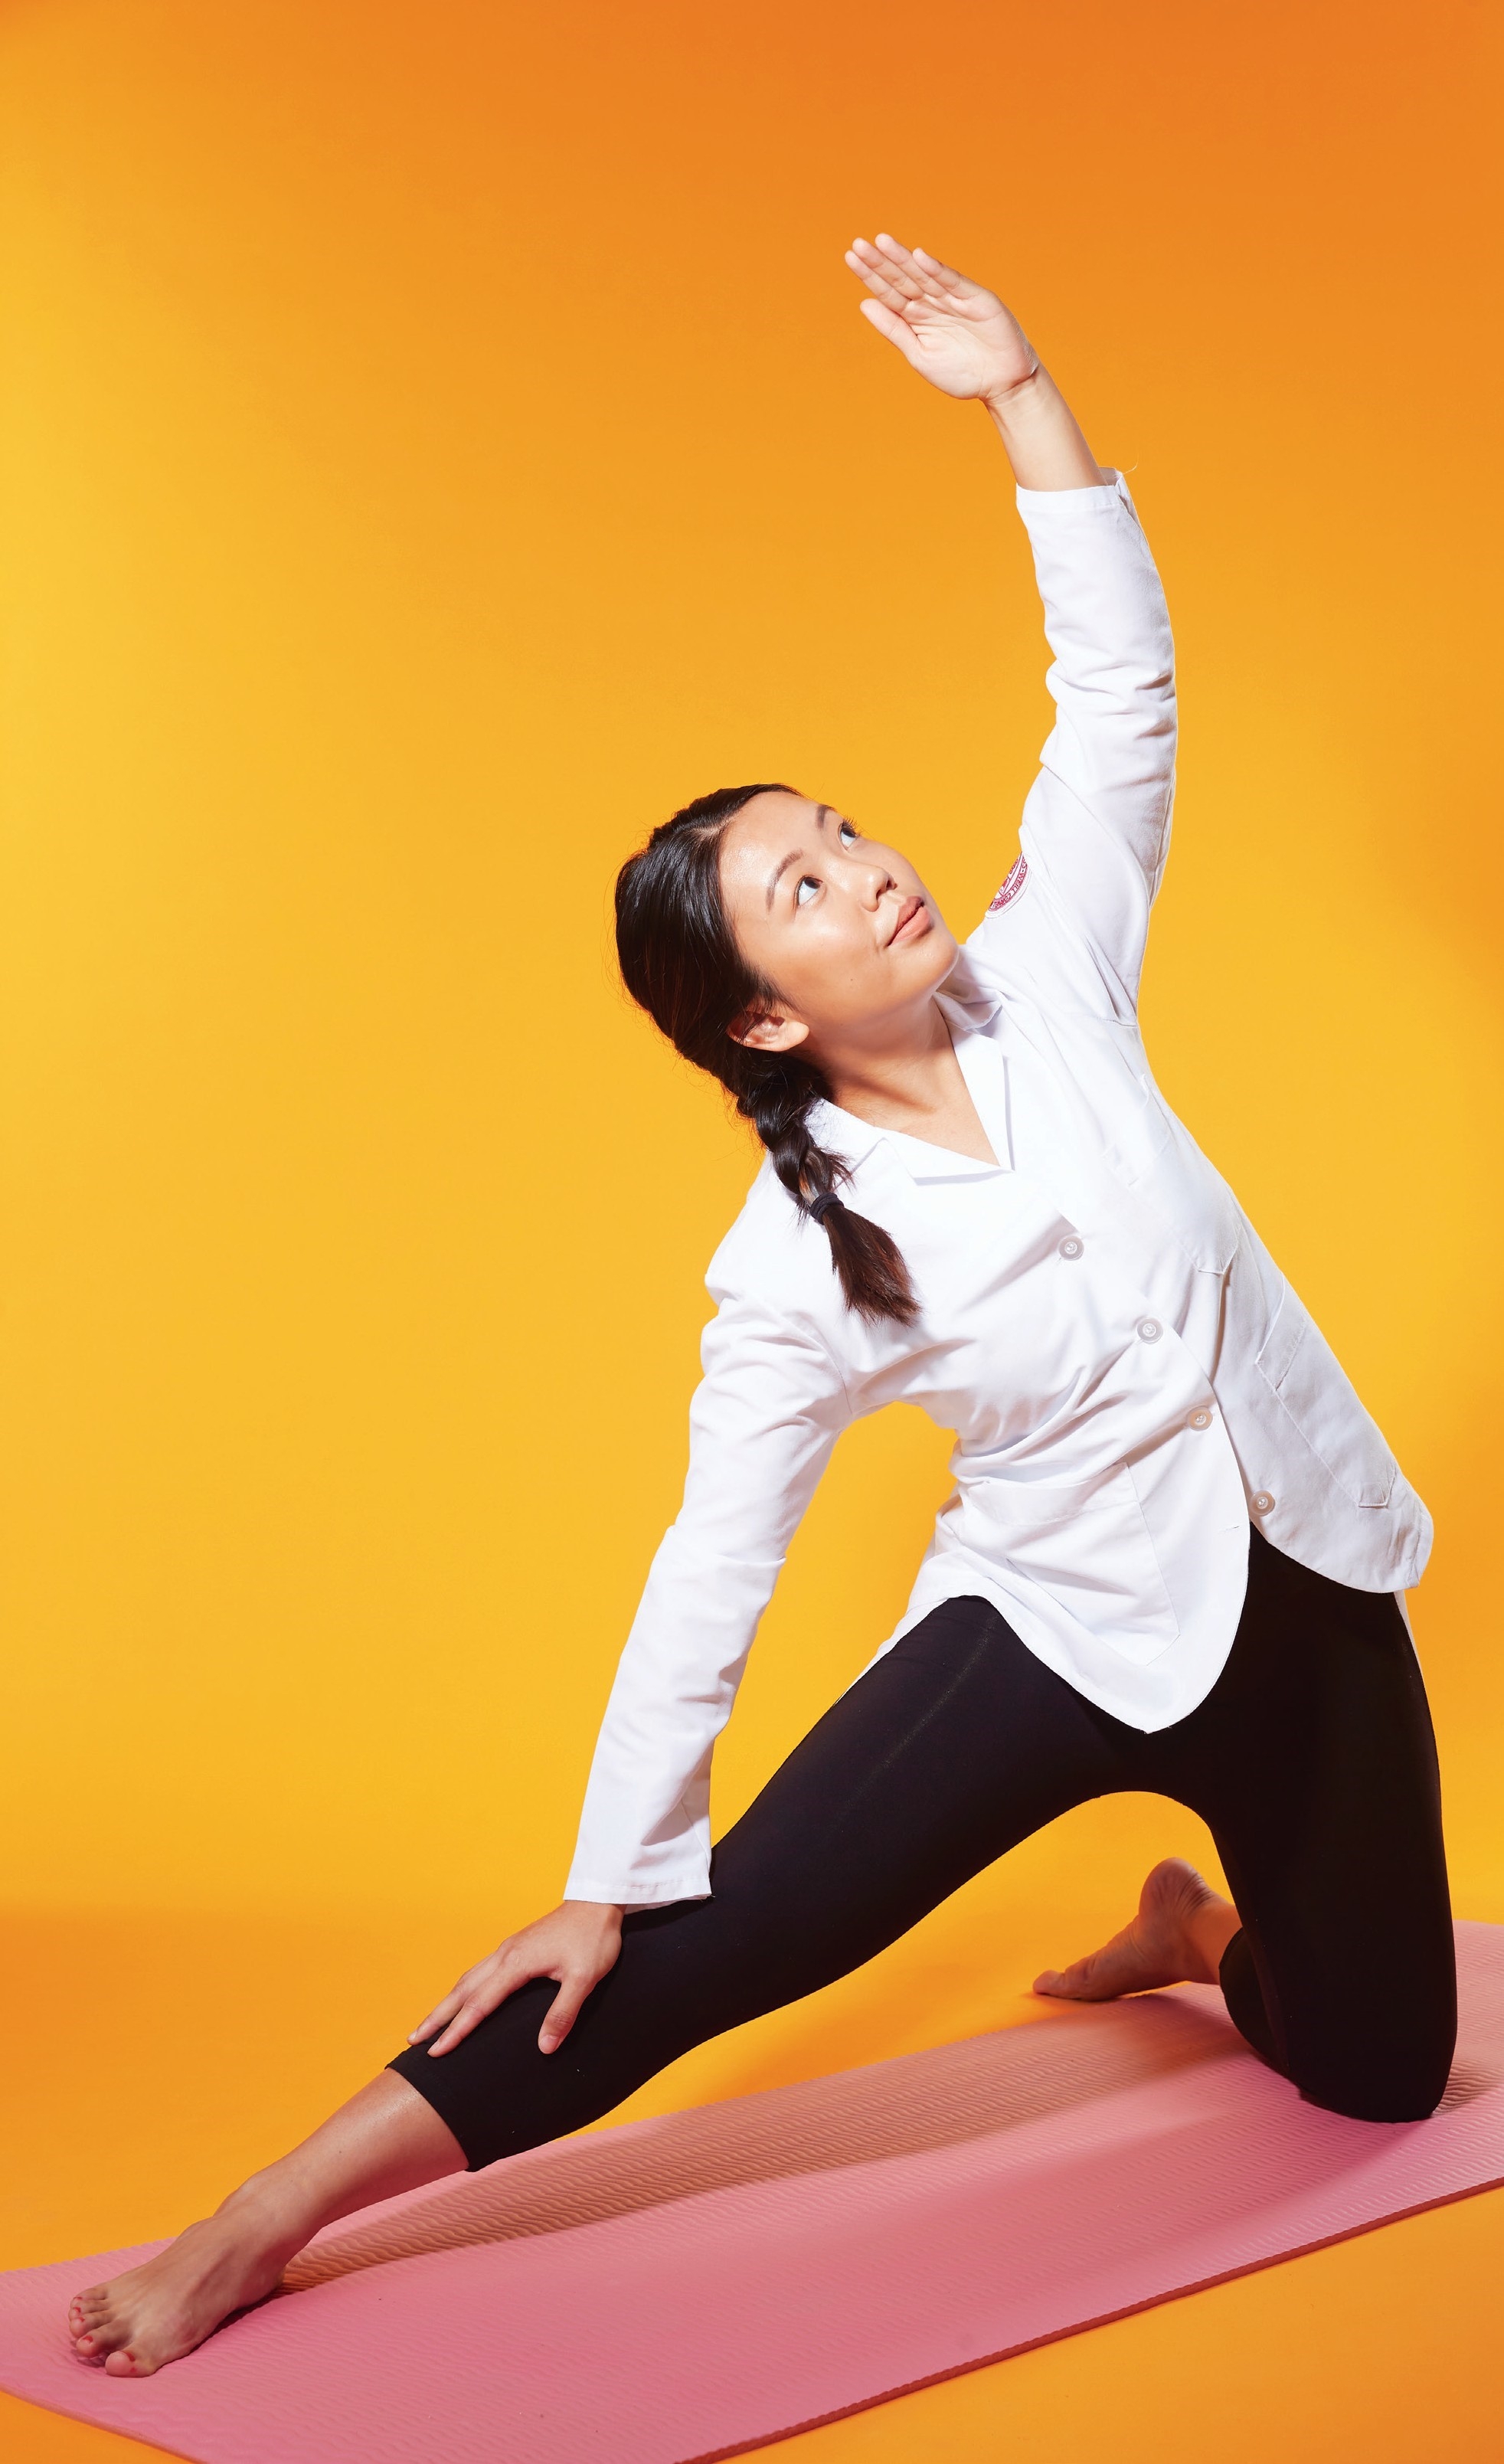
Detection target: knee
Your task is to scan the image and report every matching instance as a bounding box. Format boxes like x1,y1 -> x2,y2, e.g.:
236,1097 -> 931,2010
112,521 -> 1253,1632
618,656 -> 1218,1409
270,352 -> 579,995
1302,2076 -> 1445,2125
1295,2021 -> 1456,2125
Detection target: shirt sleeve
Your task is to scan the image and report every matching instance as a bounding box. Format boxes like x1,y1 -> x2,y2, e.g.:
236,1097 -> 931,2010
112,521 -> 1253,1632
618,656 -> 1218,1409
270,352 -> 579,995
564,1275 -> 852,1907
967,470 -> 1177,1019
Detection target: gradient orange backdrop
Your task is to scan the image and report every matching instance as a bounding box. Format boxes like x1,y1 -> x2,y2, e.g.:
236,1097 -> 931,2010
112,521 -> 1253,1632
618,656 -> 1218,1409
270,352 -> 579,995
2,4 -> 1502,2459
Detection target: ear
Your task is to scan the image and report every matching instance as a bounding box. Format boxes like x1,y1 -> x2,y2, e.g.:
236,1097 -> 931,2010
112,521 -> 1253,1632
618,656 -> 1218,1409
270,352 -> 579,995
727,1008 -> 811,1055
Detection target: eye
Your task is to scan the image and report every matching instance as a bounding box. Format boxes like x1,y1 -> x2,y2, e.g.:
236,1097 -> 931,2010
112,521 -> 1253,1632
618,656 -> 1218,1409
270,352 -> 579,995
794,875 -> 821,906
838,820 -> 858,846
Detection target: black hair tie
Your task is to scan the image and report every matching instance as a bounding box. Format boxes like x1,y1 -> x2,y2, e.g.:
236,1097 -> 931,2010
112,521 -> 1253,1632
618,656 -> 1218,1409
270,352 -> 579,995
808,1192 -> 842,1226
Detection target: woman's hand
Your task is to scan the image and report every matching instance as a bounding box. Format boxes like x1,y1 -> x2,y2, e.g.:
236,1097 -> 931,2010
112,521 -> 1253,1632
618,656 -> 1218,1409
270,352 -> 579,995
845,234 -> 1103,491
845,234 -> 1038,407
407,1900 -> 625,2058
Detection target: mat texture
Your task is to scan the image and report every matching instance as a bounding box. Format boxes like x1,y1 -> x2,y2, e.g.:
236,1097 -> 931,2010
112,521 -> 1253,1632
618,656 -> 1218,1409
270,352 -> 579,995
3,1919 -> 1503,2464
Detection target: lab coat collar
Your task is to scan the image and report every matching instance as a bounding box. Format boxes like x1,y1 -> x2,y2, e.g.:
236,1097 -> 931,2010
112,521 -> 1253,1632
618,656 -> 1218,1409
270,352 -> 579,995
807,1002 -> 1014,1186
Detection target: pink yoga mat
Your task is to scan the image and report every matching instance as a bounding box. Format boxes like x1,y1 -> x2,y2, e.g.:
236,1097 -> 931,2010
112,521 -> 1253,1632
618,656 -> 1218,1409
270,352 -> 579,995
4,1920 -> 1503,2464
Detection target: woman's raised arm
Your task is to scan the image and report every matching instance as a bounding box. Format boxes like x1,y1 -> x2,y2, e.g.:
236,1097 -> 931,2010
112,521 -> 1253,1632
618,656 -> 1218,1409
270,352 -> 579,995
851,235 -> 1176,1013
845,234 -> 1103,490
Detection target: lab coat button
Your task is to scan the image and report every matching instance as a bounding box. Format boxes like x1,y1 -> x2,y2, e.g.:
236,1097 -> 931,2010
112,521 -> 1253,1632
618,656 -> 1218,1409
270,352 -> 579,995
1252,1491 -> 1276,1514
1136,1317 -> 1163,1342
1188,1407 -> 1214,1431
1058,1235 -> 1084,1260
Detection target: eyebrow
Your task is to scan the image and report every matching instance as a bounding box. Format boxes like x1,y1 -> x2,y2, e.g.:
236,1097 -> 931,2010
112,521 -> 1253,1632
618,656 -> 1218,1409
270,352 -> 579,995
765,803 -> 830,911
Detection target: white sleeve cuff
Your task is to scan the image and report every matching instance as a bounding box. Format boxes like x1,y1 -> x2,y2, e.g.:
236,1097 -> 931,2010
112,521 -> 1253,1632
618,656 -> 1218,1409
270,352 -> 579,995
1015,469 -> 1134,522
566,1876 -> 712,1909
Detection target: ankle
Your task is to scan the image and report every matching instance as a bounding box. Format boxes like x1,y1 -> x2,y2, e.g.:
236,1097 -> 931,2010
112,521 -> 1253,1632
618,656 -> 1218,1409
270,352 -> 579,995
214,2172 -> 314,2266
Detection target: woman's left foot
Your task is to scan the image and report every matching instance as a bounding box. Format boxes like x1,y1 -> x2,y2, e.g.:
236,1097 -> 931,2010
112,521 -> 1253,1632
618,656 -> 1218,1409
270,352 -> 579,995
1033,1856 -> 1238,2001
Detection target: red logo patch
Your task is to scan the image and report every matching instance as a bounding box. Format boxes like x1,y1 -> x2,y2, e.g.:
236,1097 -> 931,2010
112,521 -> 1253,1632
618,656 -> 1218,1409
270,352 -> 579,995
987,855 -> 1028,914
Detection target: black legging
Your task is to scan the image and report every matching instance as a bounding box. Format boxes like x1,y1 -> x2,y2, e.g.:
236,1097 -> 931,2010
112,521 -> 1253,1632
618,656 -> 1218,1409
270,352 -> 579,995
390,1528 -> 1457,2168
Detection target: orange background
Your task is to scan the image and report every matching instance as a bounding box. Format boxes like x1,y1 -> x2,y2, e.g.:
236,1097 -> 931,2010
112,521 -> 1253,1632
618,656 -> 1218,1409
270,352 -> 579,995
2,2 -> 1501,2457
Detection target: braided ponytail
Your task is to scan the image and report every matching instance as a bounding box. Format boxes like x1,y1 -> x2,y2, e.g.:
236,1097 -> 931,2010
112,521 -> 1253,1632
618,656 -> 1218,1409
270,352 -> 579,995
615,784 -> 918,1327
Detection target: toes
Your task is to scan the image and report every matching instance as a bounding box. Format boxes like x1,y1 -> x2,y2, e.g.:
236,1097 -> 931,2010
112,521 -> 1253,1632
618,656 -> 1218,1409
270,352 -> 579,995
70,2299 -> 113,2348
104,2348 -> 145,2377
74,2323 -> 117,2358
1035,1950 -> 1117,2001
72,2305 -> 129,2361
74,2329 -> 123,2363
1035,1958 -> 1098,1994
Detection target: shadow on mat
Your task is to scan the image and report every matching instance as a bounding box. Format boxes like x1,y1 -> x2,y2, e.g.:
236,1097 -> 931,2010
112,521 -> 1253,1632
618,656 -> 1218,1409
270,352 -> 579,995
283,1990 -> 1241,2292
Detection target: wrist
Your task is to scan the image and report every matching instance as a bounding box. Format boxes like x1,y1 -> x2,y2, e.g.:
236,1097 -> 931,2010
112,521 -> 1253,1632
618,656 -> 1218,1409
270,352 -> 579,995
983,362 -> 1106,492
980,362 -> 1044,421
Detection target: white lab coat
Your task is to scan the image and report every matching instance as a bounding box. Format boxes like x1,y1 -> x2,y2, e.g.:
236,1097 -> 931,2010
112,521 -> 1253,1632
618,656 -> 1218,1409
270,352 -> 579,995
565,473 -> 1430,1909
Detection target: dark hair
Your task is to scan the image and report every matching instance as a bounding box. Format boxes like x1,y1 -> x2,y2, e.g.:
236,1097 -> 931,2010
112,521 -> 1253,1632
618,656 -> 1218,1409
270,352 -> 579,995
615,783 -> 918,1326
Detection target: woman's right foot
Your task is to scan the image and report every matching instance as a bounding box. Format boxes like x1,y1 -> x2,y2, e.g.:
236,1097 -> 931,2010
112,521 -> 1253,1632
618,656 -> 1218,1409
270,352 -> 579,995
68,2194 -> 298,2377
66,2069 -> 466,2375
1033,1856 -> 1241,2001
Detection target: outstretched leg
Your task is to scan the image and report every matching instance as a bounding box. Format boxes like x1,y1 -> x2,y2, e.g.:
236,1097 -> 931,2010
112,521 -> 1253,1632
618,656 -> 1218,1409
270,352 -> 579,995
384,1595 -> 1129,2171
68,1590 -> 1139,2374
63,1586 -> 1214,2374
70,2071 -> 463,2377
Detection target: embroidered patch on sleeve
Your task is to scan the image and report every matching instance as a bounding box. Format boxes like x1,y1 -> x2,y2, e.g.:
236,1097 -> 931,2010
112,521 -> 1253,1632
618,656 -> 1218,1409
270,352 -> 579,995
986,855 -> 1028,914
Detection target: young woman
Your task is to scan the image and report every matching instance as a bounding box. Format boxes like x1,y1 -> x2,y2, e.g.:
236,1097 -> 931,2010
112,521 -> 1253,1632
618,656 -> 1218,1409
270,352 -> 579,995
70,234 -> 1454,2378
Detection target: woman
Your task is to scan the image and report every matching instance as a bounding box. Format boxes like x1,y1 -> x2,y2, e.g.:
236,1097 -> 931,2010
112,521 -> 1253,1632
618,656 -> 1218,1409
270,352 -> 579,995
70,234 -> 1454,2379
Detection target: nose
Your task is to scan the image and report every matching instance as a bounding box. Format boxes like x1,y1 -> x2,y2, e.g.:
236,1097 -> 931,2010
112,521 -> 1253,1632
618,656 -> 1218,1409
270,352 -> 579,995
854,856 -> 896,905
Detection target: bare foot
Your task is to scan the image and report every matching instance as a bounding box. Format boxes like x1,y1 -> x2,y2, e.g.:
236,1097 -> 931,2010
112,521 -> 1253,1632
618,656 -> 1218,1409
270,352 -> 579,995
68,2192 -> 297,2377
1033,1857 -> 1241,2002
66,2070 -> 464,2378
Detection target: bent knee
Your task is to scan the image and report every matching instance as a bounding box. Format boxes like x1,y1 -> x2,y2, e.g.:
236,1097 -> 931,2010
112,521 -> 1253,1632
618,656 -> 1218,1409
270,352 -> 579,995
1302,2076 -> 1447,2124
1294,2026 -> 1456,2125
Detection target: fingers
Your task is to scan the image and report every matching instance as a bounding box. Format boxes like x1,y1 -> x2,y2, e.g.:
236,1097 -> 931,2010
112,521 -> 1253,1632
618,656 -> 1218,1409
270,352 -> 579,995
426,1958 -> 598,2060
910,244 -> 969,293
424,2014 -> 477,2057
846,237 -> 928,312
876,234 -> 971,298
848,234 -> 969,311
856,296 -> 925,365
843,254 -> 908,316
414,1938 -> 567,2059
537,1974 -> 591,2056
408,1949 -> 514,2053
873,232 -> 948,296
425,1984 -> 505,2058
407,2005 -> 457,2045
408,1906 -> 622,2062
407,1983 -> 467,2045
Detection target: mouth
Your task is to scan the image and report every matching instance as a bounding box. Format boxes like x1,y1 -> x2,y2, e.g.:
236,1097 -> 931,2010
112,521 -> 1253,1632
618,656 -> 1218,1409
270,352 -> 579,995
887,894 -> 931,947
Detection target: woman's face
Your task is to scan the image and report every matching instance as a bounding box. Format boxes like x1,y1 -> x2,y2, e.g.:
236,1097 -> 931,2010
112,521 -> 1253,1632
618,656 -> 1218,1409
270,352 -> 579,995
718,791 -> 959,1055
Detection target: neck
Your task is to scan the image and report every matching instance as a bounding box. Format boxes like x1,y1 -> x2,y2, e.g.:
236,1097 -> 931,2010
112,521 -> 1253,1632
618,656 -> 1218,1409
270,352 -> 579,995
815,996 -> 958,1125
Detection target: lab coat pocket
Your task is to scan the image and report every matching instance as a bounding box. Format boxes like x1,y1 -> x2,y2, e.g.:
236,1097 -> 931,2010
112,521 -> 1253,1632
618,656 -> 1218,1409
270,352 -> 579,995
1254,1283 -> 1398,1509
964,1464 -> 1180,1665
